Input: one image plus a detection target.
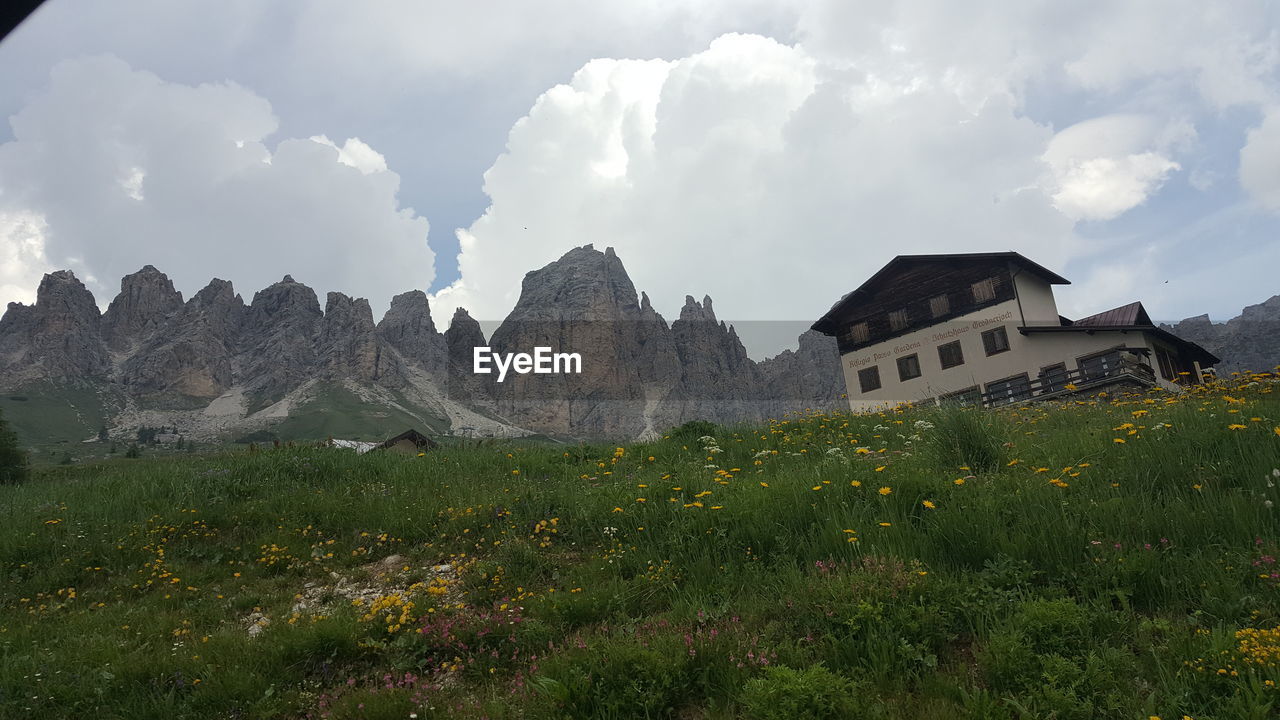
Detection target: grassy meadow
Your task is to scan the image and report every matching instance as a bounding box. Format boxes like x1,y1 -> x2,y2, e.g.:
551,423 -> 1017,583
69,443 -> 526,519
2,373 -> 1280,719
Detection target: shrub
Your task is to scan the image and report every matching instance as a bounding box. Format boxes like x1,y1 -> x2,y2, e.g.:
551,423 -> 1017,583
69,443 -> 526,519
0,407 -> 28,485
667,419 -> 718,442
740,664 -> 869,720
919,406 -> 1008,472
532,637 -> 691,717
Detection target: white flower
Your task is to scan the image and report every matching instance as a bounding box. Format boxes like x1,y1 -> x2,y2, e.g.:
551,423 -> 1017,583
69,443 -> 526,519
1266,500 -> 1274,509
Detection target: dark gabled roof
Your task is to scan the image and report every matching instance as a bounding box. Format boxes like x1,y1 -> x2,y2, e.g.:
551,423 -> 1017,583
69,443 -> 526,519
373,428 -> 439,451
812,252 -> 1069,334
1072,301 -> 1153,328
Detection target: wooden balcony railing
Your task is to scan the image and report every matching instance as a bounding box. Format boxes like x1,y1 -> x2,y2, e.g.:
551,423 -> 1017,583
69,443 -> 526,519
980,350 -> 1156,407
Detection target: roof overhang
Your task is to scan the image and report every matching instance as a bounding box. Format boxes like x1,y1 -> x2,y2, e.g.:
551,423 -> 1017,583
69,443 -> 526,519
812,251 -> 1070,335
1017,325 -> 1221,367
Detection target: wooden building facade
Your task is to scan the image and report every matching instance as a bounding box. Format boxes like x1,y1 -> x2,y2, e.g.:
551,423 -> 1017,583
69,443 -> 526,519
812,253 -> 1219,411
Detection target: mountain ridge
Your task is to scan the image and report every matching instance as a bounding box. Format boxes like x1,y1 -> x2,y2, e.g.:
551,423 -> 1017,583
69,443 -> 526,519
0,245 -> 848,444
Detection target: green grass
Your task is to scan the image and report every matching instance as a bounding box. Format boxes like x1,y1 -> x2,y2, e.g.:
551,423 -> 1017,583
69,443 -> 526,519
268,383 -> 451,442
2,373 -> 1279,719
0,379 -> 120,447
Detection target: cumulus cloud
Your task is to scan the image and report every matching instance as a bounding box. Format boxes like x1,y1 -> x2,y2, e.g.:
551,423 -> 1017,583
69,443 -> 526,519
433,1 -> 1280,348
431,33 -> 1072,329
0,55 -> 432,314
1042,114 -> 1191,221
0,211 -> 53,307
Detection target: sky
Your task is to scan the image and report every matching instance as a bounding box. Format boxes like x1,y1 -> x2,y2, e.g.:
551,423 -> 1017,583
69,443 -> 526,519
0,1 -> 1277,358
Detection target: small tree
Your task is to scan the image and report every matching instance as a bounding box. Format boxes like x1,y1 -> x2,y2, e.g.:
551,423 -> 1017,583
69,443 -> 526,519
125,443 -> 142,459
0,407 -> 29,485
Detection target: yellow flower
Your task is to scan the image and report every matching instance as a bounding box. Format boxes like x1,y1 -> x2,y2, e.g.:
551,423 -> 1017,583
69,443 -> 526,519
1114,438 -> 1126,444
878,522 -> 892,527
811,486 -> 822,491
874,465 -> 886,472
878,486 -> 892,496
759,482 -> 769,487
954,478 -> 965,486
612,507 -> 624,513
635,498 -> 646,503
922,500 -> 936,509
1227,424 -> 1247,430
1007,459 -> 1019,466
1274,426 -> 1280,437
851,480 -> 862,487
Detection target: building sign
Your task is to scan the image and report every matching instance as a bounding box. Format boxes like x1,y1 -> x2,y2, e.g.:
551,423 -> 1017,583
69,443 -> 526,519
845,309 -> 1015,369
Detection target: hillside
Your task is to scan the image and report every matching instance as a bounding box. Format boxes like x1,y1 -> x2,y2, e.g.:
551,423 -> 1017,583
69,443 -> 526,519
2,372 -> 1279,719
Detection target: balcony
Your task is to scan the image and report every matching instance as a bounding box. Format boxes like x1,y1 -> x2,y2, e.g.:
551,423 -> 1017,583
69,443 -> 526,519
980,349 -> 1156,408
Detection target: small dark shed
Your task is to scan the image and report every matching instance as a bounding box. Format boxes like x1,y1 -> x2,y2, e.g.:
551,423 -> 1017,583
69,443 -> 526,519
373,429 -> 439,455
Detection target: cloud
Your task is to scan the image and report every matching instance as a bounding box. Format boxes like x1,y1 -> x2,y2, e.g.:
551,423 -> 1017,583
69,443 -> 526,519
1240,106 -> 1280,211
1042,114 -> 1190,221
0,55 -> 432,314
0,211 -> 53,307
431,33 -> 1072,330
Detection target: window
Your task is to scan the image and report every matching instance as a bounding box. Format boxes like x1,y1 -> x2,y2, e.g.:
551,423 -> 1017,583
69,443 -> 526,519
843,321 -> 869,345
940,386 -> 981,407
858,366 -> 881,393
888,308 -> 909,332
981,326 -> 1009,355
929,293 -> 950,318
1077,350 -> 1118,380
985,374 -> 1031,406
897,354 -> 921,381
937,340 -> 964,369
971,277 -> 997,303
1039,363 -> 1068,393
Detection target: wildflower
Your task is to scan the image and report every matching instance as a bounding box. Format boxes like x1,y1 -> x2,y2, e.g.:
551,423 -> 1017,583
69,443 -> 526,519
878,522 -> 892,527
612,507 -> 624,513
635,498 -> 646,503
922,500 -> 936,509
851,480 -> 861,487
954,478 -> 965,486
878,486 -> 892,496
759,482 -> 769,487
811,486 -> 822,491
1227,424 -> 1247,430
1114,438 -> 1126,444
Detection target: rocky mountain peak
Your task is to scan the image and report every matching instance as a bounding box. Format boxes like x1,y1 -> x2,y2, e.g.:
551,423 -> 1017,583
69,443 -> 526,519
679,294 -> 717,323
36,270 -> 100,319
318,292 -> 378,380
101,265 -> 184,349
0,270 -> 108,380
247,276 -> 322,323
380,290 -> 438,336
